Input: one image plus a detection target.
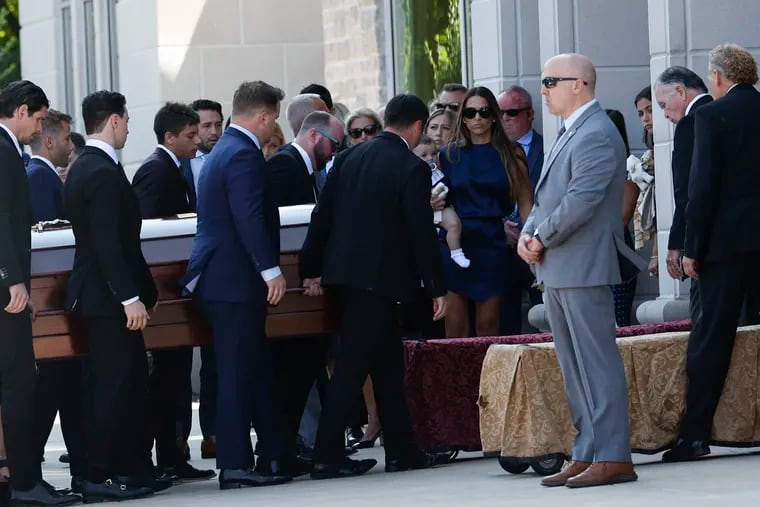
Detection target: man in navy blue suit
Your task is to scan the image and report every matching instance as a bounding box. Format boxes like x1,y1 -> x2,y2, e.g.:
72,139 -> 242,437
26,109 -> 73,222
497,86 -> 544,335
182,80 -> 291,490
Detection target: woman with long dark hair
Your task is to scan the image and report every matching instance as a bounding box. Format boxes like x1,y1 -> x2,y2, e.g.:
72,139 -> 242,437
440,87 -> 533,337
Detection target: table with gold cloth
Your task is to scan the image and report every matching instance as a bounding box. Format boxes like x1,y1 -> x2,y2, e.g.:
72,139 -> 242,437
478,326 -> 760,463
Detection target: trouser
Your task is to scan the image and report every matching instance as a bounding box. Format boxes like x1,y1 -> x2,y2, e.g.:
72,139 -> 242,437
680,254 -> 760,441
543,285 -> 632,462
0,309 -> 41,490
81,316 -> 149,482
313,288 -> 416,465
177,344 -> 217,441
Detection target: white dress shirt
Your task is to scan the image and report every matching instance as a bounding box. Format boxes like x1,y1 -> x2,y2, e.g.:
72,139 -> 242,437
516,129 -> 534,157
685,93 -> 710,116
157,144 -> 181,167
190,149 -> 207,193
30,155 -> 58,176
291,141 -> 314,175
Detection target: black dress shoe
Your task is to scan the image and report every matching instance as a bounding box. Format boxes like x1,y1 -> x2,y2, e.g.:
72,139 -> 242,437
353,430 -> 383,449
10,482 -> 81,506
59,454 -> 71,465
115,472 -> 173,493
256,457 -> 311,478
345,426 -> 364,447
385,451 -> 448,473
81,479 -> 153,503
662,439 -> 711,463
70,476 -> 84,495
218,468 -> 292,490
310,458 -> 377,480
160,462 -> 216,482
343,446 -> 358,456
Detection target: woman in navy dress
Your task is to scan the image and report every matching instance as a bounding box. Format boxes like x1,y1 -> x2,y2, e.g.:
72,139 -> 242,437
440,87 -> 533,337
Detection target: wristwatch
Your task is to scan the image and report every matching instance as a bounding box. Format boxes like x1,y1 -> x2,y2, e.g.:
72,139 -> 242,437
533,230 -> 542,243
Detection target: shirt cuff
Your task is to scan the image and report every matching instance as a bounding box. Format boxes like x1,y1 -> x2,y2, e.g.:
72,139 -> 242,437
121,296 -> 140,306
260,266 -> 282,282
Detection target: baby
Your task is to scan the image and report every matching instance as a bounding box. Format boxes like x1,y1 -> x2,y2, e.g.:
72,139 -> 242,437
413,136 -> 470,268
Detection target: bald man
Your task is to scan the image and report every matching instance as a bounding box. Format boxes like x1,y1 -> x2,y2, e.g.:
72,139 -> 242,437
519,54 -> 641,488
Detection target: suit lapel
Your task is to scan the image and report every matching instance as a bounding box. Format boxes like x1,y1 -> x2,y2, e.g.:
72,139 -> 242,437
536,102 -> 602,190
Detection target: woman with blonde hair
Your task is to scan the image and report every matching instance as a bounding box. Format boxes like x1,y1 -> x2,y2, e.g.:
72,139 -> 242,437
345,108 -> 382,145
440,86 -> 533,337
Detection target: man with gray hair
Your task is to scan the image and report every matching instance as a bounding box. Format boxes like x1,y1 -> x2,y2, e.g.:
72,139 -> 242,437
653,66 -> 711,323
286,93 -> 329,137
665,43 -> 760,463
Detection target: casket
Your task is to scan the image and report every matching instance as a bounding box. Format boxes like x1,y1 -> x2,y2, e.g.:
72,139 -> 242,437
30,205 -> 338,360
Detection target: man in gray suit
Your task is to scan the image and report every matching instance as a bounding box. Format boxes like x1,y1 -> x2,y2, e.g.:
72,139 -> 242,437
518,53 -> 639,488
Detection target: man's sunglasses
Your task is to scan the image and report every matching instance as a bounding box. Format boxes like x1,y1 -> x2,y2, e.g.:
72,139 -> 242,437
541,77 -> 588,89
434,102 -> 460,112
316,128 -> 341,150
500,107 -> 531,117
347,124 -> 379,139
462,107 -> 494,119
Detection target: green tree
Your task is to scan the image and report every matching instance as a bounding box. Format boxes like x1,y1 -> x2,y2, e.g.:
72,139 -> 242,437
0,0 -> 20,88
404,0 -> 462,102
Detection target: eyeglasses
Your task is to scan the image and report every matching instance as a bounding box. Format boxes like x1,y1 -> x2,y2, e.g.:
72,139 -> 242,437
500,107 -> 531,117
434,102 -> 460,112
541,77 -> 588,89
462,107 -> 494,120
347,124 -> 379,139
316,129 -> 341,150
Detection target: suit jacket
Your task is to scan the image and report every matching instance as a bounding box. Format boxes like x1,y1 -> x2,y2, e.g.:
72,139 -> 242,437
667,94 -> 713,250
525,129 -> 544,190
300,132 -> 446,303
64,146 -> 157,317
182,127 -> 280,303
685,84 -> 760,263
0,128 -> 33,304
132,147 -> 193,218
179,158 -> 197,211
523,101 -> 641,288
27,157 -> 65,222
267,143 -> 317,206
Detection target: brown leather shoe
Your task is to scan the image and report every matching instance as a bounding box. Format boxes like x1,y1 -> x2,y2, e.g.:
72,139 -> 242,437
201,437 -> 216,459
565,461 -> 637,488
540,460 -> 591,487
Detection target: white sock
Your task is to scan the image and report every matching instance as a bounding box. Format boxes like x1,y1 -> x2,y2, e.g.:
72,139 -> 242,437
450,248 -> 470,268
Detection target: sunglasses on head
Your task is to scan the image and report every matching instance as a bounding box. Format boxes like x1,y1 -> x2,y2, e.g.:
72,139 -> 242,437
347,124 -> 379,139
462,107 -> 494,120
434,102 -> 460,112
541,77 -> 588,89
316,128 -> 341,150
500,107 -> 531,117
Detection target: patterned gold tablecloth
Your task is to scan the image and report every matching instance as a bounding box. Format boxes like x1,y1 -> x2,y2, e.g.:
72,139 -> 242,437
478,326 -> 760,458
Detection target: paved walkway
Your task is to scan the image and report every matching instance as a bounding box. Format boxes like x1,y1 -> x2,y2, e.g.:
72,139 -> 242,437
41,407 -> 760,506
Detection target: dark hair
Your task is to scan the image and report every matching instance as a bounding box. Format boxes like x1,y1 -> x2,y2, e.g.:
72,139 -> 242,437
29,109 -> 73,149
191,99 -> 223,118
655,66 -> 708,93
225,117 -> 231,129
70,132 -> 85,155
446,86 -> 530,204
0,80 -> 49,118
605,109 -> 631,157
232,81 -> 284,116
81,90 -> 126,135
441,83 -> 467,94
418,134 -> 435,146
384,94 -> 429,129
300,83 -> 333,110
633,86 -> 653,149
298,110 -> 333,136
153,102 -> 200,144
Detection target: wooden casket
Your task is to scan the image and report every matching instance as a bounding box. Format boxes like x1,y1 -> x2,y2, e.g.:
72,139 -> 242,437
30,205 -> 338,360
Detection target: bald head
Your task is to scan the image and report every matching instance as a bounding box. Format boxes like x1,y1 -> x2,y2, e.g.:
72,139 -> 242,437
541,53 -> 597,118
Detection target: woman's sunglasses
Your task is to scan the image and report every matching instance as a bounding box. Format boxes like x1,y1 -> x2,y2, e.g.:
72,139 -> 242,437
348,124 -> 379,139
462,107 -> 494,119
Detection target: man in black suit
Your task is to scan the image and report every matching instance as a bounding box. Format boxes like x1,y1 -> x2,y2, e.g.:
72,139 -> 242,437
497,85 -> 544,335
654,66 -> 712,324
64,91 -> 158,502
27,108 -> 88,491
300,94 -> 448,479
182,81 -> 291,489
176,99 -> 224,461
131,103 -> 214,483
267,110 -> 343,463
665,44 -> 760,462
0,81 -> 80,506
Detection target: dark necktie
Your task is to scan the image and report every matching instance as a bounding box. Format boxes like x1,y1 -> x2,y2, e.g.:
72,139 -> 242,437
555,125 -> 566,143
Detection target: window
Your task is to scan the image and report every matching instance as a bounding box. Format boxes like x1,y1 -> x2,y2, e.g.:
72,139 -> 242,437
60,0 -> 75,115
390,0 -> 466,102
106,0 -> 119,89
83,0 -> 97,93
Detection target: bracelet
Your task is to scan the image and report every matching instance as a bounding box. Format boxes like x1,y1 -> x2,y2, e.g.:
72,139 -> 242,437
650,256 -> 657,259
